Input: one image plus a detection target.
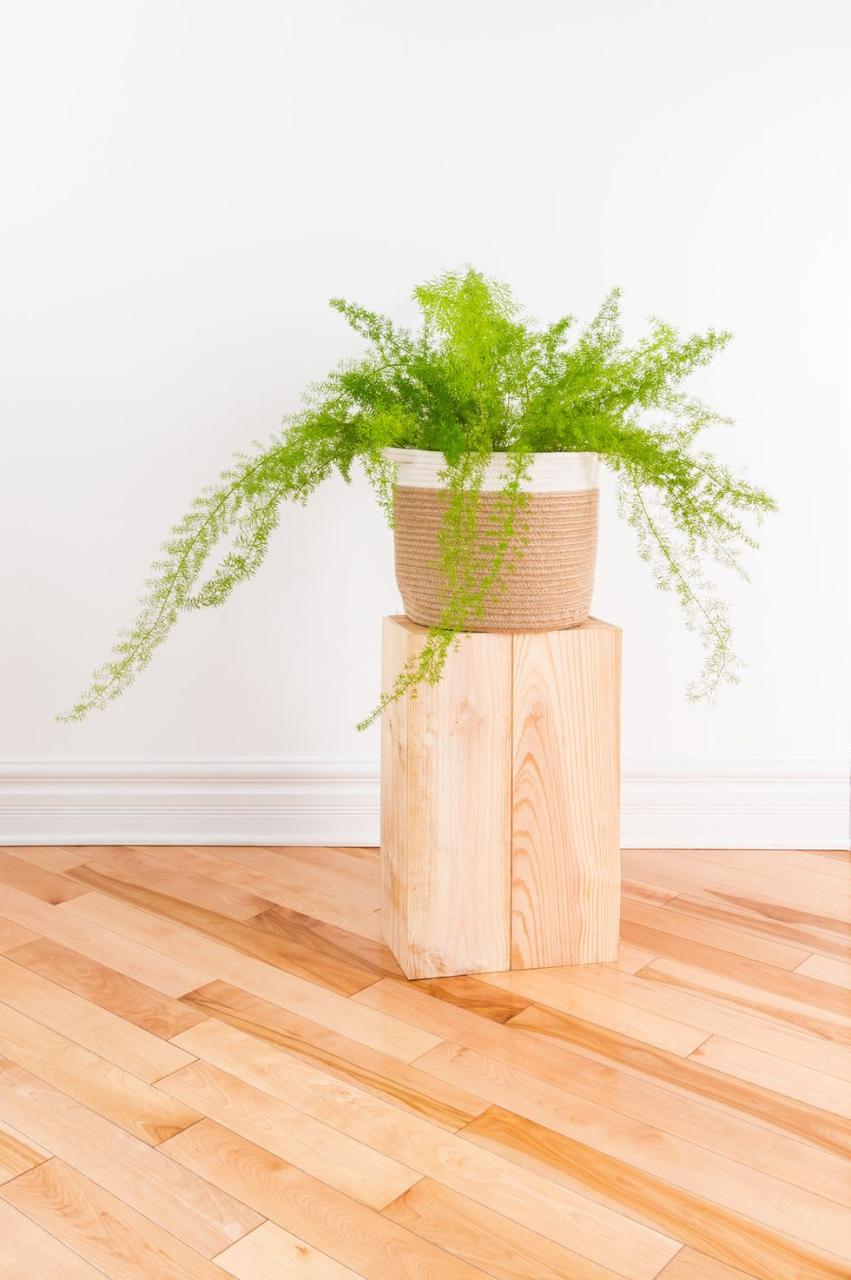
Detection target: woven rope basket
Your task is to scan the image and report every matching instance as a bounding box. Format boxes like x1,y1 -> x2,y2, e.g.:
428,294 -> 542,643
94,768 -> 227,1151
386,450 -> 600,632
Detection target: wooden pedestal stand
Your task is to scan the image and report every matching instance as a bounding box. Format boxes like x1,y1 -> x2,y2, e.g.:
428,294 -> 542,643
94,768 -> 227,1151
381,615 -> 621,979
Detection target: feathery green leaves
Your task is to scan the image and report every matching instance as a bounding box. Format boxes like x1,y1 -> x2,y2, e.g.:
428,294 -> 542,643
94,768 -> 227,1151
61,268 -> 774,725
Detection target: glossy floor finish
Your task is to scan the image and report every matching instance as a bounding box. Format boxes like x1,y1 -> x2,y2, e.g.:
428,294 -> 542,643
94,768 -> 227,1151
0,844 -> 848,1279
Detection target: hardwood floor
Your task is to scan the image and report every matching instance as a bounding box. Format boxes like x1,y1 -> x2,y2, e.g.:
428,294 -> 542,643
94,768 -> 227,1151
0,844 -> 848,1279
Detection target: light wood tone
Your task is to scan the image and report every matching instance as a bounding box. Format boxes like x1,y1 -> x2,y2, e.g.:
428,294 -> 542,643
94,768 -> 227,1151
533,955 -> 851,1081
0,918 -> 37,954
0,1117 -> 49,1183
621,895 -> 812,970
357,978 -> 851,1173
413,1040 -> 851,1248
503,999 -> 851,1159
160,1060 -> 421,1209
620,848 -> 849,924
181,979 -> 487,1130
167,1015 -> 680,1277
0,1060 -> 261,1256
146,844 -> 382,941
662,844 -> 850,891
403,973 -> 533,1024
483,968 -> 708,1055
0,1198 -> 106,1278
5,936 -> 207,1038
666,891 -> 851,962
0,843 -> 848,1279
689,1036 -> 851,1118
466,1106 -> 851,1280
380,615 -> 512,978
0,850 -> 89,905
0,954 -> 192,1081
625,924 -> 851,1020
77,847 -> 276,920
384,1178 -> 626,1280
635,956 -> 851,1053
510,623 -> 621,967
0,1001 -> 200,1144
796,953 -> 851,988
0,1160 -> 232,1279
0,846 -> 96,872
162,1118 -> 494,1279
61,891 -> 439,1061
65,860 -> 379,997
656,1249 -> 763,1280
0,883 -> 211,995
213,1220 -> 362,1280
380,616 -> 621,977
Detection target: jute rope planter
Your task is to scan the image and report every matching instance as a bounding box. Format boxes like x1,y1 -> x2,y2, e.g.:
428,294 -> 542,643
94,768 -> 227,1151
386,449 -> 600,631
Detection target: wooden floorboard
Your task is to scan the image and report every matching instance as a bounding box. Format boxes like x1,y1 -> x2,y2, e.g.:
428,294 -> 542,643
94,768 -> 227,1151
0,842 -> 847,1280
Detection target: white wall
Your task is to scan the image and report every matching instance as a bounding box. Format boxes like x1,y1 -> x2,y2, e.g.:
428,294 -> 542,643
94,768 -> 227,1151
1,0 -> 848,845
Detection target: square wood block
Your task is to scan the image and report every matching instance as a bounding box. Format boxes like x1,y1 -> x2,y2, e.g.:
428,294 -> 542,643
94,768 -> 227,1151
381,615 -> 621,979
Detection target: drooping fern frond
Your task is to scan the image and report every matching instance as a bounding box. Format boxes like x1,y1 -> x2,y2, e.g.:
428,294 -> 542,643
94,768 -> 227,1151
62,267 -> 775,726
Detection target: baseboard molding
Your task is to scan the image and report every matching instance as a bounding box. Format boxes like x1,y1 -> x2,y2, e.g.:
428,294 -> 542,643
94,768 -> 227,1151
0,757 -> 846,849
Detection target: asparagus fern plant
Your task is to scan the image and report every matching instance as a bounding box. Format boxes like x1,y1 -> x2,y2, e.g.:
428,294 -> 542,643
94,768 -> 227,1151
61,268 -> 774,728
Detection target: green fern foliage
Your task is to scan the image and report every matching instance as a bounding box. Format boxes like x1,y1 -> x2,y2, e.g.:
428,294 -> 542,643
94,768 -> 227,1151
61,268 -> 775,725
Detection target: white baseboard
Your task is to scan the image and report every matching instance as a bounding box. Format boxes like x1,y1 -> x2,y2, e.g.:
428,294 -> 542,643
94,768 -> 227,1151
0,757 -> 846,850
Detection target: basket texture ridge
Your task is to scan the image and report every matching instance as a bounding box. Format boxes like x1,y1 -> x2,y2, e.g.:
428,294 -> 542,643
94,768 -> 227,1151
393,485 -> 600,632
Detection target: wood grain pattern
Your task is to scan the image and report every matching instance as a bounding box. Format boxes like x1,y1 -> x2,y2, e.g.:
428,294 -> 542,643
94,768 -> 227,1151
149,844 -> 382,941
384,1177 -> 626,1280
621,894 -> 812,969
688,1036 -> 851,1118
408,973 -> 533,1023
657,1247 -> 785,1280
62,891 -> 439,1060
0,850 -> 89,905
161,1118 -> 493,1279
485,968 -> 709,1054
0,843 -> 848,1279
506,1000 -> 851,1159
546,956 -> 851,1081
620,848 -> 850,925
796,953 -> 851,989
0,883 -> 211,995
0,1060 -> 261,1256
159,1060 -> 421,1209
358,977 -> 851,1172
248,902 -> 403,980
625,923 -> 851,1019
511,623 -> 621,967
167,1015 -> 679,1278
66,863 -> 377,996
663,891 -> 851,962
466,1106 -> 851,1280
0,917 -> 37,954
0,1000 -> 200,1145
414,1040 -> 851,1246
381,615 -> 512,978
0,954 -> 192,1081
0,1160 -> 231,1279
79,847 -> 276,920
181,980 -> 486,1130
0,1198 -> 106,1278
0,1117 -> 49,1183
0,846 -> 96,873
5,936 -> 207,1039
213,1220 -> 363,1279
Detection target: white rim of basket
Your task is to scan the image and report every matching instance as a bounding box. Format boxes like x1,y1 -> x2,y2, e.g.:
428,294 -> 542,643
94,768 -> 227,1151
383,448 -> 599,493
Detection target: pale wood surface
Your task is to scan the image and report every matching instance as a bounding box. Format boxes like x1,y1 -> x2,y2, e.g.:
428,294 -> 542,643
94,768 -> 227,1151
380,616 -> 512,978
380,616 -> 621,977
0,841 -> 847,1280
511,623 -> 621,966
